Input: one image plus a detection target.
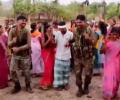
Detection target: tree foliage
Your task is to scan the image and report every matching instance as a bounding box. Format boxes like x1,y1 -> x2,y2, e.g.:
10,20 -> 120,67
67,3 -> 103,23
0,0 -> 119,20
106,3 -> 120,19
13,0 -> 35,15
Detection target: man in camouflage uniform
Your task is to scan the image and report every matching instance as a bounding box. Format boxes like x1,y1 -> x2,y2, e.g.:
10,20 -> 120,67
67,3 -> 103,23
8,16 -> 33,93
73,15 -> 96,97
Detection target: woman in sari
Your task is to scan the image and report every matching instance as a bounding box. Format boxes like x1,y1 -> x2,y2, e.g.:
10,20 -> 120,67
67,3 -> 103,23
0,25 -> 9,89
40,25 -> 55,90
102,27 -> 120,100
31,23 -> 44,77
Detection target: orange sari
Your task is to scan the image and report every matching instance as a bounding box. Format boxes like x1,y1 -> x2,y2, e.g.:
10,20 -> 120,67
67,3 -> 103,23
32,31 -> 42,37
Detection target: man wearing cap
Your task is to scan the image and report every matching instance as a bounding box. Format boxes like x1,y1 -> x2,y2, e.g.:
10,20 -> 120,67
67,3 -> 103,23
8,15 -> 33,93
53,21 -> 74,90
74,15 -> 96,97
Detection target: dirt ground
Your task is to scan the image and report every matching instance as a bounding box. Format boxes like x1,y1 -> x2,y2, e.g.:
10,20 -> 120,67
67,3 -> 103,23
0,73 -> 120,100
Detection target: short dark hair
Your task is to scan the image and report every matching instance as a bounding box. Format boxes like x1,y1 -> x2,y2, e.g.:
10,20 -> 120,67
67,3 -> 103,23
17,15 -> 27,21
76,14 -> 86,21
58,21 -> 66,26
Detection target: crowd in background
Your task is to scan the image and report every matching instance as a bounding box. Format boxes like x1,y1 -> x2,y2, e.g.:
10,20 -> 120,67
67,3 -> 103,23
0,14 -> 120,100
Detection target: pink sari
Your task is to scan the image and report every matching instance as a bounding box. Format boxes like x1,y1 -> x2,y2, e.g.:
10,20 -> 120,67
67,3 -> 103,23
31,35 -> 44,74
103,39 -> 120,98
0,34 -> 9,89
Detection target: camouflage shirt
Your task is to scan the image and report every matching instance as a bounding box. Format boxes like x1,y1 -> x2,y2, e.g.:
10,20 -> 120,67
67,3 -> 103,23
9,27 -> 31,57
73,27 -> 95,61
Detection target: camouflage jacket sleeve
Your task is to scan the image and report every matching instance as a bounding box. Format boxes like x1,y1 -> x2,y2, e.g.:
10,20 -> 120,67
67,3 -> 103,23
85,27 -> 97,46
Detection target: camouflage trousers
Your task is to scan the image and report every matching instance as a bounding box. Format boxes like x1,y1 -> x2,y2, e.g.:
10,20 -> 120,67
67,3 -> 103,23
10,55 -> 31,84
74,56 -> 93,89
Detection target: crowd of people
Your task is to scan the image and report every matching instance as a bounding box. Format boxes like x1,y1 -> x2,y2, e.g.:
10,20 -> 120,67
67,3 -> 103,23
0,14 -> 120,100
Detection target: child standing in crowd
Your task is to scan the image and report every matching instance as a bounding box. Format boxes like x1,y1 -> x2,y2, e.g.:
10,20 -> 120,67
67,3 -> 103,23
0,25 -> 9,89
40,25 -> 55,90
31,23 -> 44,77
102,27 -> 120,100
53,21 -> 74,90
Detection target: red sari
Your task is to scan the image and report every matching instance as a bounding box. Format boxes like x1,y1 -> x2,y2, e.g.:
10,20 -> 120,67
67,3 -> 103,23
40,35 -> 55,88
0,34 -> 9,89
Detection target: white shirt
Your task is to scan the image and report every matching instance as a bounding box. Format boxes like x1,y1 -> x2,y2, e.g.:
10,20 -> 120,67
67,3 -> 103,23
54,30 -> 73,60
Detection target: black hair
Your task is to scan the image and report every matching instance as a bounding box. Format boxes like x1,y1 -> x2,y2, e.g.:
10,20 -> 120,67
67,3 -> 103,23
98,21 -> 107,36
44,24 -> 51,42
111,26 -> 120,35
44,23 -> 50,34
31,23 -> 36,33
17,15 -> 27,21
45,25 -> 50,32
76,14 -> 86,21
58,21 -> 66,26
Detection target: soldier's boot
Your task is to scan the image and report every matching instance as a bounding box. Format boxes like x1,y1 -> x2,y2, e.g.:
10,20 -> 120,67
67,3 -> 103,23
76,68 -> 83,97
84,83 -> 89,94
11,81 -> 21,94
76,86 -> 84,97
83,76 -> 91,94
26,82 -> 33,93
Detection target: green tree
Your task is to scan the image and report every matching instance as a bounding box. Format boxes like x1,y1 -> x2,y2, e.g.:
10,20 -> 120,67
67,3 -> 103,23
86,2 -> 100,19
12,0 -> 119,21
106,3 -> 119,19
13,0 -> 36,16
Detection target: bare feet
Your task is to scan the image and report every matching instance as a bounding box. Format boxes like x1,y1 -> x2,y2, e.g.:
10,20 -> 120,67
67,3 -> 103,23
40,85 -> 51,90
